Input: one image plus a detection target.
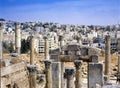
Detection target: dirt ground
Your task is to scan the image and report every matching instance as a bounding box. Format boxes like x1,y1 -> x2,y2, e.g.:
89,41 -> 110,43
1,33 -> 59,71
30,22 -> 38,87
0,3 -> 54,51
2,53 -> 120,74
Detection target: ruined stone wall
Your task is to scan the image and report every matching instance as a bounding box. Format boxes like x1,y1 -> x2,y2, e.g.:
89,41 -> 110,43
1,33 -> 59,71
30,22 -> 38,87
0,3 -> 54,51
88,48 -> 100,56
80,48 -> 88,56
1,62 -> 29,88
80,47 -> 100,56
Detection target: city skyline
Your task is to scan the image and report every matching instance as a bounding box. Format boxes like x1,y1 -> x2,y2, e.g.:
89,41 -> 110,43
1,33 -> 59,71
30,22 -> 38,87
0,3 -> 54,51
0,0 -> 120,25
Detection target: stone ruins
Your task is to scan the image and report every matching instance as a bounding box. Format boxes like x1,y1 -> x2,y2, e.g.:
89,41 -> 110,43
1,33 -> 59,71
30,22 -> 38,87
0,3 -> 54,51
0,22 -> 120,88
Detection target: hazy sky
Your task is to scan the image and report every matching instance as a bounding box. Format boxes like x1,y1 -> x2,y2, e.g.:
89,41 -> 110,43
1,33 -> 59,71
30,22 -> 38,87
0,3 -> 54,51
0,0 -> 120,25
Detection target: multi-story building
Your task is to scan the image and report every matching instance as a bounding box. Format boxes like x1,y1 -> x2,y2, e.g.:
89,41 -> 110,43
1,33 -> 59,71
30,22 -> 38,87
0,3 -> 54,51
34,32 -> 59,53
117,38 -> 120,51
111,38 -> 117,51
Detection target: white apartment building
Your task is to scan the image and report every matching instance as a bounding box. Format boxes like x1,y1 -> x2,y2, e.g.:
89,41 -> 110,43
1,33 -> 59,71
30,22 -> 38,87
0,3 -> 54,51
34,32 -> 59,53
87,30 -> 97,39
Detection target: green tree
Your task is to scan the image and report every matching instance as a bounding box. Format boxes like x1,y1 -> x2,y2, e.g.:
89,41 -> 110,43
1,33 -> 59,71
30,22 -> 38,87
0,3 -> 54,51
21,39 -> 30,53
111,49 -> 115,54
8,42 -> 14,53
3,41 -> 15,53
3,41 -> 9,53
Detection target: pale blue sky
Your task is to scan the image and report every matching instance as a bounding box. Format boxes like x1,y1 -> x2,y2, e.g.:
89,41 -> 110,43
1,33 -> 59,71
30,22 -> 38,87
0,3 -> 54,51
0,0 -> 120,25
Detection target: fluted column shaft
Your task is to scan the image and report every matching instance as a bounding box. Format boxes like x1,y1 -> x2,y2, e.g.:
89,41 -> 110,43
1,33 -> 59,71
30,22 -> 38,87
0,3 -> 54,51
74,60 -> 83,88
15,22 -> 21,55
30,36 -> 34,65
0,22 -> 4,59
105,35 -> 111,81
27,65 -> 37,88
44,37 -> 49,59
44,60 -> 52,88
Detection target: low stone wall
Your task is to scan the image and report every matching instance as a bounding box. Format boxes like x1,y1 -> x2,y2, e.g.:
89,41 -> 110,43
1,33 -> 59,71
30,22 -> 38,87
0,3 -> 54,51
0,61 -> 29,88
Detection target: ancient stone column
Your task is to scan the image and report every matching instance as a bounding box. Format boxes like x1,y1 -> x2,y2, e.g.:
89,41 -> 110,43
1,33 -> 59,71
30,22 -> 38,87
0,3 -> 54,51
59,35 -> 64,47
59,35 -> 65,88
64,73 -> 67,88
74,60 -> 83,88
118,56 -> 120,74
27,65 -> 37,88
44,36 -> 49,60
15,22 -> 21,55
59,35 -> 64,54
30,36 -> 35,65
0,22 -> 4,59
44,60 -> 52,88
52,62 -> 61,88
88,54 -> 103,88
105,35 -> 111,81
65,67 -> 75,88
61,62 -> 65,88
117,56 -> 120,84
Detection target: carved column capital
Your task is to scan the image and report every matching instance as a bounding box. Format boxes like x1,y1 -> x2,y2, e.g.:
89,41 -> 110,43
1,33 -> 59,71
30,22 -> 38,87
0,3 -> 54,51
105,35 -> 110,41
44,36 -> 48,40
15,22 -> 21,28
65,67 -> 75,79
27,65 -> 37,73
44,60 -> 52,69
74,60 -> 83,69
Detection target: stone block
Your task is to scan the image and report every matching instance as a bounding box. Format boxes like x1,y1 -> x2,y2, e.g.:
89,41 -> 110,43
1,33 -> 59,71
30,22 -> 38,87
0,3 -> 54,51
52,62 -> 61,88
10,58 -> 21,64
88,63 -> 103,88
91,54 -> 99,63
50,54 -> 59,61
0,60 -> 11,67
